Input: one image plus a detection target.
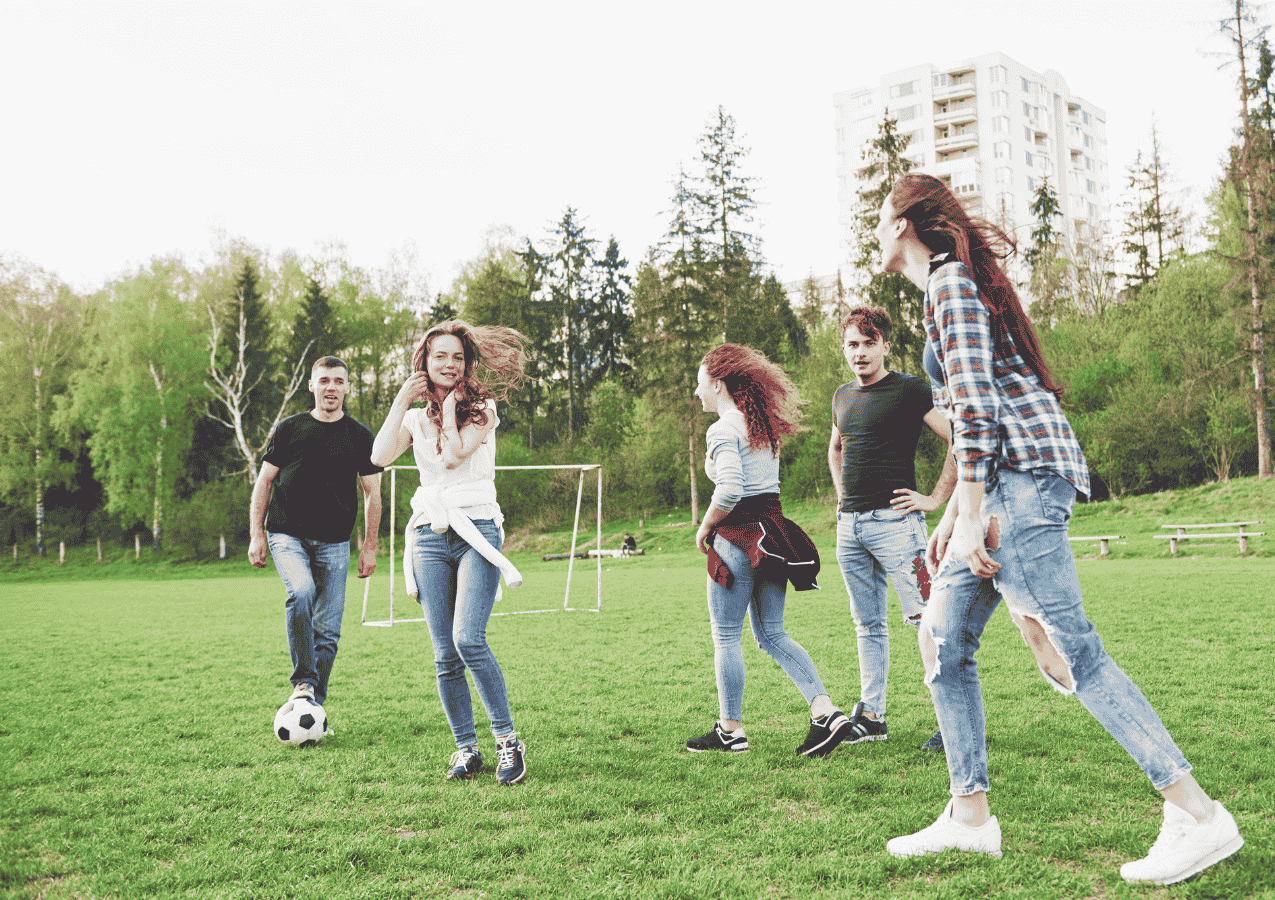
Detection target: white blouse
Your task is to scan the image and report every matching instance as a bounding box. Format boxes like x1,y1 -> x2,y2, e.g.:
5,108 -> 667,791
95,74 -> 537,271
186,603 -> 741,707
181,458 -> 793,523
402,400 -> 501,521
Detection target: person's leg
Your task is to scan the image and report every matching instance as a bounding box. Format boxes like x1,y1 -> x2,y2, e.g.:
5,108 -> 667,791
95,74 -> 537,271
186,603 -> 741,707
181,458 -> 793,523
886,556 -> 1003,858
746,569 -> 829,706
450,520 -> 513,740
267,532 -> 320,694
836,511 -> 889,718
412,526 -> 477,750
704,534 -> 754,731
307,539 -> 350,707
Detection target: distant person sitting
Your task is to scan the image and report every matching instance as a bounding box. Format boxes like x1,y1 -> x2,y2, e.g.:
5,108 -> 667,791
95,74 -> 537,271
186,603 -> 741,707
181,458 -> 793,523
621,532 -> 637,556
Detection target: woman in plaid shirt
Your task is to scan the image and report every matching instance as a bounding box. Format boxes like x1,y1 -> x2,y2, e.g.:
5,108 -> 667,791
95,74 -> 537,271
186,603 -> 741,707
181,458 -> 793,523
874,173 -> 1241,885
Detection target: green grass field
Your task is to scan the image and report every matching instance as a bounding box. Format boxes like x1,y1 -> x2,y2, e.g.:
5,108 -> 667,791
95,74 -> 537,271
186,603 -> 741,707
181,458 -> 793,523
3,542 -> 1273,899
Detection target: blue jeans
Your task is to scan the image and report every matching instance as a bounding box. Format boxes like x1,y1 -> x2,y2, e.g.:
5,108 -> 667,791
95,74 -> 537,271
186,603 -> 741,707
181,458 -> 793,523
836,506 -> 929,718
412,519 -> 514,749
924,468 -> 1192,796
267,533 -> 350,707
707,534 -> 828,723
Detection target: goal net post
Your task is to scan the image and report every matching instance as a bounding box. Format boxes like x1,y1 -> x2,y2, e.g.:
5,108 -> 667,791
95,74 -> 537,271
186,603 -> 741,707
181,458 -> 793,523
361,463 -> 603,626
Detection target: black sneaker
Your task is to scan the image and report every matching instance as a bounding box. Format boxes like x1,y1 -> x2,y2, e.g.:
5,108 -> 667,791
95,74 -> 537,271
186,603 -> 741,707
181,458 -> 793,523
919,729 -> 944,752
495,735 -> 527,785
845,701 -> 888,744
446,745 -> 483,780
686,722 -> 749,753
797,709 -> 851,757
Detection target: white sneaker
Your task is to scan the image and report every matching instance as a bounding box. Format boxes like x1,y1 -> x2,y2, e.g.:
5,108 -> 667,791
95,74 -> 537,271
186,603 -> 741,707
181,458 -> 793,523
1120,800 -> 1243,884
289,683 -> 315,702
886,799 -> 1003,859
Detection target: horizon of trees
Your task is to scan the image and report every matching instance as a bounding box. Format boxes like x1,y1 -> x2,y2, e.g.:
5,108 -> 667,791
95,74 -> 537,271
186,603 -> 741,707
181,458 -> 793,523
4,44 -> 1275,560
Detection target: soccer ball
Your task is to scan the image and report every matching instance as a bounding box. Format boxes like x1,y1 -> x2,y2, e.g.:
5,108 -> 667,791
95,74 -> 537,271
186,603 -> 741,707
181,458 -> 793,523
274,698 -> 327,747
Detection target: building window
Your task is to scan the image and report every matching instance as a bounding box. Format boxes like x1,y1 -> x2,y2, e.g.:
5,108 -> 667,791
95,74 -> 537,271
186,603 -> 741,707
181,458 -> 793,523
1083,132 -> 1092,148
1028,176 -> 1035,191
1087,179 -> 1096,193
1023,101 -> 1031,117
996,166 -> 1012,185
1082,110 -> 1091,125
990,65 -> 1007,83
1022,77 -> 1031,92
1085,155 -> 1092,170
933,73 -> 948,88
889,80 -> 916,99
992,90 -> 1008,108
1024,126 -> 1032,142
994,141 -> 1010,159
1025,151 -> 1034,167
895,104 -> 918,121
992,116 -> 1009,133
853,92 -> 873,108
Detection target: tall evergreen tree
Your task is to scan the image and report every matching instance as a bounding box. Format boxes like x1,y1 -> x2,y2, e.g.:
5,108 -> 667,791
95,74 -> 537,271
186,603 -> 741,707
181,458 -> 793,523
852,114 -> 926,374
590,236 -> 633,384
289,276 -> 342,393
1025,175 -> 1070,322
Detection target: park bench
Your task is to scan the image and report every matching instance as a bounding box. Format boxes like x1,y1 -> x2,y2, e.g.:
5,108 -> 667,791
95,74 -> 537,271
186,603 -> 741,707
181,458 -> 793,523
1153,521 -> 1265,554
1067,534 -> 1122,556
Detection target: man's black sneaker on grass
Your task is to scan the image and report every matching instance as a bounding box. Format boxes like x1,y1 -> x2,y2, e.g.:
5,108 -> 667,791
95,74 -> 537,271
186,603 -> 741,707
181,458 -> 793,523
686,722 -> 749,753
845,701 -> 888,743
797,709 -> 851,757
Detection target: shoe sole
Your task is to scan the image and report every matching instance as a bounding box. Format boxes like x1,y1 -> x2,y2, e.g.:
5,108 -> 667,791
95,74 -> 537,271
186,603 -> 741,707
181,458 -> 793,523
800,719 -> 852,757
686,744 -> 749,753
845,733 -> 887,745
1135,835 -> 1245,885
497,769 -> 527,785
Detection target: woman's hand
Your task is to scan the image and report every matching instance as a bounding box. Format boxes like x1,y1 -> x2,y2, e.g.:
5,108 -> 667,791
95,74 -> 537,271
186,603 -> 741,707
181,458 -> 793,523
440,387 -> 458,422
695,522 -> 712,555
394,371 -> 431,407
947,513 -> 1001,579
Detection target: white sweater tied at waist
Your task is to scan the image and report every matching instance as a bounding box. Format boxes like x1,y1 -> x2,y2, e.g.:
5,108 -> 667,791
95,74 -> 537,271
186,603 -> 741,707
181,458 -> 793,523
402,482 -> 523,599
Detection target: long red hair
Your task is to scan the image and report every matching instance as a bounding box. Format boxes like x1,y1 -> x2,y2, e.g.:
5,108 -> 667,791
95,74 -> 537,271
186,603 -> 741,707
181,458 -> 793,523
889,172 -> 1063,399
411,320 -> 528,437
702,343 -> 805,457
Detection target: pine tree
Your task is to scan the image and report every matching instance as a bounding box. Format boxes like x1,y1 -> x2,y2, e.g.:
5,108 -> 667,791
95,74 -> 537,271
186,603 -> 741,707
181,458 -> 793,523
852,114 -> 926,374
1025,176 -> 1070,322
289,277 -> 341,410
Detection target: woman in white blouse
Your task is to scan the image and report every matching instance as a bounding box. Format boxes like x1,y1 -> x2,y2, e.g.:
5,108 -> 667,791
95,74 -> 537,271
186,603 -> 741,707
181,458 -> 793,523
372,320 -> 529,785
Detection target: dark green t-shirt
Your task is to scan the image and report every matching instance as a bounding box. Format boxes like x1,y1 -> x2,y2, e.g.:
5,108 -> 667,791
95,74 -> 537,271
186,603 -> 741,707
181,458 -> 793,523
263,413 -> 383,543
833,371 -> 933,513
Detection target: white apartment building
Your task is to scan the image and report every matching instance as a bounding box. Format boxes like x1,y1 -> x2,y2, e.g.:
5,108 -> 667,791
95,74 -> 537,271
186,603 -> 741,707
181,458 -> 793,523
834,52 -> 1110,275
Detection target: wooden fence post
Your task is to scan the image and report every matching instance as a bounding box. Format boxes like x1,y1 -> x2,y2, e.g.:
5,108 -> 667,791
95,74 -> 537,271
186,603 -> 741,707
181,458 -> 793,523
59,541 -> 65,565
135,534 -> 140,559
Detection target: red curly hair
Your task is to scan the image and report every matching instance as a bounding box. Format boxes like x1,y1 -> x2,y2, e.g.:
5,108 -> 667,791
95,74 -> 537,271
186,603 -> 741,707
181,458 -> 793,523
702,343 -> 805,457
411,320 -> 529,444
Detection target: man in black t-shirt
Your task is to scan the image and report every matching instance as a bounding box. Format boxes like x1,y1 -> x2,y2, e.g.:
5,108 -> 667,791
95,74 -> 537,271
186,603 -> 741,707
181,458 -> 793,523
828,307 -> 956,750
249,356 -> 383,715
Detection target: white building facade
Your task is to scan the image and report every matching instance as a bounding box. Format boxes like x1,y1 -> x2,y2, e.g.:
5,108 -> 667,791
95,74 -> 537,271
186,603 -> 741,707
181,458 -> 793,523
834,52 -> 1109,274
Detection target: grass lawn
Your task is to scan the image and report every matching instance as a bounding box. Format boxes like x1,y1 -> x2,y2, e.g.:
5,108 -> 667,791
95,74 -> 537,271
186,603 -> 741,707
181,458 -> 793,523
2,543 -> 1272,899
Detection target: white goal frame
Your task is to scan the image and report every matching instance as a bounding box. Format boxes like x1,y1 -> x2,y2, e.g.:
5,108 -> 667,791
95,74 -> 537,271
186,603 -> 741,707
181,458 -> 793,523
361,463 -> 602,626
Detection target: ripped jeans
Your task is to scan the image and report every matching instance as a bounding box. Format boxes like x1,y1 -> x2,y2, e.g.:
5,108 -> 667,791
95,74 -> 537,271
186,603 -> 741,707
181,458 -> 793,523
923,468 -> 1192,797
836,506 -> 930,718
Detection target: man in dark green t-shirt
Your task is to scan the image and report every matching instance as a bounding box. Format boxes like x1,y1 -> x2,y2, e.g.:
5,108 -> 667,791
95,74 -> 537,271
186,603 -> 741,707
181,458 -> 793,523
828,307 -> 956,750
249,356 -> 383,714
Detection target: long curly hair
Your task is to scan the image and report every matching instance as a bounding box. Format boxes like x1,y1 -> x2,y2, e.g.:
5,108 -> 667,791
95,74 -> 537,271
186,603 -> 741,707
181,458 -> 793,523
702,343 -> 805,457
888,172 -> 1063,399
410,320 -> 529,441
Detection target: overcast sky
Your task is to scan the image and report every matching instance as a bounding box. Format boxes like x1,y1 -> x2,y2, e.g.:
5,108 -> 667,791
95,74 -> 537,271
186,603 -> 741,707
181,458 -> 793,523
0,1 -> 1246,296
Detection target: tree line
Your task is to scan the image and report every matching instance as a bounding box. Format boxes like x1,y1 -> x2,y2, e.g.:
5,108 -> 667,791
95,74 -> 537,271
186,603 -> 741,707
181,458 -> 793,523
4,17 -> 1275,561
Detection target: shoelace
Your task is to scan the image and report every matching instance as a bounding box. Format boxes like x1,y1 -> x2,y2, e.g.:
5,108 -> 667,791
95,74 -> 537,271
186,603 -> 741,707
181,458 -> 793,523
496,739 -> 520,769
449,748 -> 477,768
1145,814 -> 1192,860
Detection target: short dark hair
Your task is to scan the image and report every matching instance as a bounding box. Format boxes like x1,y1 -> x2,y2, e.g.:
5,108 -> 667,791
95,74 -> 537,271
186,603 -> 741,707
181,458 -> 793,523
312,356 -> 347,373
840,306 -> 892,343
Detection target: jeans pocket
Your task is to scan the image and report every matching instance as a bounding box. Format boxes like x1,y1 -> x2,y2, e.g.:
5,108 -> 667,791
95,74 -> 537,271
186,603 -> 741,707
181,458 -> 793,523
1032,471 -> 1074,524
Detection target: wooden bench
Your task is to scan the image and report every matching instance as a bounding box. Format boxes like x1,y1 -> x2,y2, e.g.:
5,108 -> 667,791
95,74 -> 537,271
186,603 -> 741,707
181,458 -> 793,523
1153,521 -> 1265,554
1068,534 -> 1122,556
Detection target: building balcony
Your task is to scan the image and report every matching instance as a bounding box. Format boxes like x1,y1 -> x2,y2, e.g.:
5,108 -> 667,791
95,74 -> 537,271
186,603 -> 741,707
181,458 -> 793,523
936,132 -> 979,153
935,105 -> 978,127
933,83 -> 976,102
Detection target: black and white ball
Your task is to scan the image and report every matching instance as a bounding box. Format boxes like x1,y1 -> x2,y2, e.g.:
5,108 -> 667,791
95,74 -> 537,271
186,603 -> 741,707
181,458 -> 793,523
274,698 -> 327,747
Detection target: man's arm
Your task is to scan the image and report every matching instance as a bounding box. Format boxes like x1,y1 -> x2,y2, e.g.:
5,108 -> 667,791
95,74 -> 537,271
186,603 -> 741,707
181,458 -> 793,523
248,461 -> 281,568
828,424 -> 843,508
889,407 -> 958,514
357,472 -> 382,578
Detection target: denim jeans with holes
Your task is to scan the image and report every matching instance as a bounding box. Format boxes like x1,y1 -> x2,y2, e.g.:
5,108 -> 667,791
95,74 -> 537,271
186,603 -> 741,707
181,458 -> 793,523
412,519 -> 514,749
836,506 -> 929,718
267,532 -> 350,707
923,468 -> 1192,797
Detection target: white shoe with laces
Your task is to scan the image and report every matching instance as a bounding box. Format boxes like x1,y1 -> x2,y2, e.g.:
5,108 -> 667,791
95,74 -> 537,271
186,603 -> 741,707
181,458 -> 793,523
1120,800 -> 1243,884
886,799 -> 1003,859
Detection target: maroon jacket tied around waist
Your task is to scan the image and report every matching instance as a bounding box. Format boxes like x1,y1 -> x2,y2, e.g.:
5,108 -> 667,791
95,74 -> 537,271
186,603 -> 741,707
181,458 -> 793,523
706,493 -> 821,591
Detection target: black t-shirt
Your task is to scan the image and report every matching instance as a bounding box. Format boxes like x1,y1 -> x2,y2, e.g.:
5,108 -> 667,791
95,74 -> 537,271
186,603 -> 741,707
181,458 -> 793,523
263,413 -> 383,543
833,371 -> 934,513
